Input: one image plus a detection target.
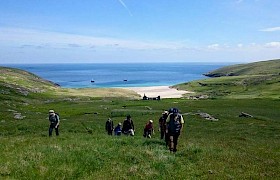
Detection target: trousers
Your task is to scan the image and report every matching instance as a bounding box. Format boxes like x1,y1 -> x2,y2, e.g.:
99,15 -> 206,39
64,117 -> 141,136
49,124 -> 59,136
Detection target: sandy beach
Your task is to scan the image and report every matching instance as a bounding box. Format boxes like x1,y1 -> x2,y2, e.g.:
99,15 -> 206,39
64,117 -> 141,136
124,86 -> 193,99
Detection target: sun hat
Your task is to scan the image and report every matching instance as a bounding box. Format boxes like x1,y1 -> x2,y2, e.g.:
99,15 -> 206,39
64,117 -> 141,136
149,120 -> 153,123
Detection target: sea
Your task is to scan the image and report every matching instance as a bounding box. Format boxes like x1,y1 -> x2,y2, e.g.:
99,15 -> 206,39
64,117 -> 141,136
2,63 -> 228,88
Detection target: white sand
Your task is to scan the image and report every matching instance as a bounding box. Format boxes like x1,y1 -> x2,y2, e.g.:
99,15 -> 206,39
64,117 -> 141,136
124,86 -> 193,99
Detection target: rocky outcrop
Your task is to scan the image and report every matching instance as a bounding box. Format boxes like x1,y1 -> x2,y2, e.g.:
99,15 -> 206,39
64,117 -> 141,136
195,112 -> 219,121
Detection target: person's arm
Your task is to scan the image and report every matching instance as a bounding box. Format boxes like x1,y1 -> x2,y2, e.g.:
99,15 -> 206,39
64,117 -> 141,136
55,115 -> 60,128
180,115 -> 184,133
165,114 -> 171,133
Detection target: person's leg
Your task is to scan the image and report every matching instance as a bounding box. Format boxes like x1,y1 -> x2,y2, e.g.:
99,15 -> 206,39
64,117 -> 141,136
130,129 -> 134,136
49,125 -> 53,136
160,128 -> 164,139
169,135 -> 174,152
149,129 -> 153,138
173,134 -> 179,152
165,133 -> 169,147
55,126 -> 59,136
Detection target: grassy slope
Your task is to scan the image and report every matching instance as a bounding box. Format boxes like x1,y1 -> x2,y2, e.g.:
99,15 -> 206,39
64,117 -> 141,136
0,66 -> 140,99
174,59 -> 280,99
0,65 -> 280,179
204,59 -> 280,76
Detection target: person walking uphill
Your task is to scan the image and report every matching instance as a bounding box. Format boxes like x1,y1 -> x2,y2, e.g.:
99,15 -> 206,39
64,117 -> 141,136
105,118 -> 114,135
166,108 -> 184,152
122,115 -> 135,136
143,120 -> 154,138
159,111 -> 169,140
48,110 -> 60,136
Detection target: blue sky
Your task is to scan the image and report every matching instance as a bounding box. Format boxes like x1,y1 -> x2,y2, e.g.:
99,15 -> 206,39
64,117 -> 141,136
0,0 -> 280,63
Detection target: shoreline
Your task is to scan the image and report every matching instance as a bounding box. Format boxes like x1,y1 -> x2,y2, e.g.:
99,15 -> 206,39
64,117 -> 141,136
122,86 -> 193,99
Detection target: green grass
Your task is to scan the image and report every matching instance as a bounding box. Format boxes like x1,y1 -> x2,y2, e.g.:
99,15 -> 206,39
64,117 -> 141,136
1,63 -> 280,179
1,94 -> 279,179
174,59 -> 280,99
174,74 -> 280,99
204,59 -> 280,77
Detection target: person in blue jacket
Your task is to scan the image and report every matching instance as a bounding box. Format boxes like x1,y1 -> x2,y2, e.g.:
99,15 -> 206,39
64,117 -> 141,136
114,122 -> 122,136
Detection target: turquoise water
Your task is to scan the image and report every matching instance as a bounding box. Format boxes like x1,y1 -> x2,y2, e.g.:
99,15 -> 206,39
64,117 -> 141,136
3,63 -> 227,88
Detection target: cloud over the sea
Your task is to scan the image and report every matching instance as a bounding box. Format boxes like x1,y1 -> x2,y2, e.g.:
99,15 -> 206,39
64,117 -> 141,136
1,27 -> 280,63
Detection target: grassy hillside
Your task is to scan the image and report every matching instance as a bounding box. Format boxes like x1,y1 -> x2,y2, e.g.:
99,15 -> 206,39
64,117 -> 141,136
174,59 -> 280,99
0,66 -> 140,99
204,59 -> 280,77
1,65 -> 280,179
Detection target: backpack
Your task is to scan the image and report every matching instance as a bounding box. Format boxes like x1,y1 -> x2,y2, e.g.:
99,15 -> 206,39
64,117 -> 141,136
168,113 -> 182,134
49,113 -> 59,124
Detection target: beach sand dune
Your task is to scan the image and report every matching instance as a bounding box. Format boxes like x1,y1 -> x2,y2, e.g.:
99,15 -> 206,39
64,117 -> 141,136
124,86 -> 193,99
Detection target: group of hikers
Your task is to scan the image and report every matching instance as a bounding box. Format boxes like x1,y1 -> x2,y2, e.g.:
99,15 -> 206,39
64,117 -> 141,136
105,115 -> 135,136
48,107 -> 184,153
105,108 -> 184,153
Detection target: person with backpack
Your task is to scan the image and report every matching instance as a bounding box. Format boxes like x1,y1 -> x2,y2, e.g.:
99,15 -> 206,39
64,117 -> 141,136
122,115 -> 135,136
159,110 -> 169,140
114,122 -> 122,136
166,108 -> 184,152
105,118 -> 114,135
48,109 -> 60,136
143,120 -> 154,138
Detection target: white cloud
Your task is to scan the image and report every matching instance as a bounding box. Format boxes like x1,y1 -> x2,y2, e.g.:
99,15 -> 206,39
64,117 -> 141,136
117,0 -> 133,16
1,27 -> 280,63
264,42 -> 280,48
260,27 -> 280,32
207,44 -> 220,50
237,43 -> 243,48
0,27 -> 187,51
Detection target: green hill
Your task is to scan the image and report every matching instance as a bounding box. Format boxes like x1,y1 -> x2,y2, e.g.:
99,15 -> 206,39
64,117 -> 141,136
0,66 -> 139,99
174,59 -> 280,99
0,66 -> 59,94
0,65 -> 280,179
204,59 -> 280,77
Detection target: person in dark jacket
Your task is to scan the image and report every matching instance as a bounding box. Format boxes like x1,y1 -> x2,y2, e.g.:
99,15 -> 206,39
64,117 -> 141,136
159,111 -> 169,140
48,109 -> 60,136
166,108 -> 184,152
105,118 -> 114,135
122,115 -> 135,136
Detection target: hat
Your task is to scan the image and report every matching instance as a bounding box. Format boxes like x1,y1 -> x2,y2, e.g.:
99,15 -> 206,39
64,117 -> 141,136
49,110 -> 54,113
162,111 -> 168,114
149,120 -> 153,123
118,122 -> 122,126
172,108 -> 179,114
